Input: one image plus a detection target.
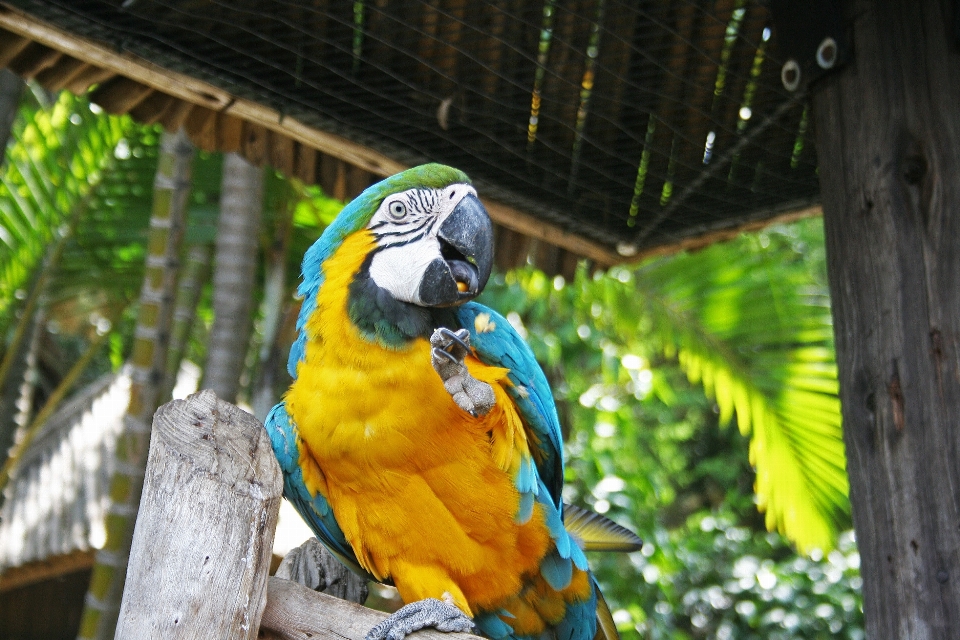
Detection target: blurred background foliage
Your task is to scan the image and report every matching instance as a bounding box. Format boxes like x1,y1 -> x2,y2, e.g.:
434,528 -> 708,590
0,90 -> 863,638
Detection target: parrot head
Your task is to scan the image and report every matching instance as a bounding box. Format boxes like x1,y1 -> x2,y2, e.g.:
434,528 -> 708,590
362,171 -> 494,307
291,164 -> 494,363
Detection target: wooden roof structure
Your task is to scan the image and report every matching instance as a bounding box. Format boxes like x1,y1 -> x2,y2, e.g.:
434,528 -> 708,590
0,0 -> 821,277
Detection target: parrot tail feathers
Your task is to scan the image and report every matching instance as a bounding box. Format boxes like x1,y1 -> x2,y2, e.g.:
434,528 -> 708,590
592,581 -> 620,640
563,504 -> 643,553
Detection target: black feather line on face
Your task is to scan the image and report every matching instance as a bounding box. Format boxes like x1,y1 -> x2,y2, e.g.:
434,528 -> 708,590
347,250 -> 459,347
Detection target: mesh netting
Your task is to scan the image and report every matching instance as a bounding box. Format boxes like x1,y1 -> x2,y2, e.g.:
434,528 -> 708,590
17,0 -> 820,254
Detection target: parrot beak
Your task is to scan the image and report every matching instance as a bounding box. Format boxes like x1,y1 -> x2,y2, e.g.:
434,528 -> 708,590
418,193 -> 494,307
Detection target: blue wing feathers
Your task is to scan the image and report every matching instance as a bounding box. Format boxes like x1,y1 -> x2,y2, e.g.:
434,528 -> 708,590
458,303 -> 601,640
456,303 -> 564,505
540,549 -> 574,592
264,402 -> 373,580
516,491 -> 535,525
475,613 -> 515,640
556,586 -> 598,640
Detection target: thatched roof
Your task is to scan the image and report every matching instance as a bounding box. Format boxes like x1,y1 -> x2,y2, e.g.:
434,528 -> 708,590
0,373 -> 129,577
0,1 -> 822,274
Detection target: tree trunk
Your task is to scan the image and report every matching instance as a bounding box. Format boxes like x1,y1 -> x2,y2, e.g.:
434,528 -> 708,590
812,1 -> 960,637
159,242 -> 212,402
252,184 -> 293,421
202,152 -> 262,403
77,129 -> 194,640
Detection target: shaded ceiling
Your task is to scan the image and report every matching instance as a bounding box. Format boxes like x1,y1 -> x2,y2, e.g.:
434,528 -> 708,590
2,0 -> 822,265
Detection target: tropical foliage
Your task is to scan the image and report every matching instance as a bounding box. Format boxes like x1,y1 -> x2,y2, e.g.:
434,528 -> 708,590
478,221 -> 861,636
0,90 -> 862,638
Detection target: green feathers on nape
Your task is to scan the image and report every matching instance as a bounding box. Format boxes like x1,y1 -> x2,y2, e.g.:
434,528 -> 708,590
303,163 -> 472,277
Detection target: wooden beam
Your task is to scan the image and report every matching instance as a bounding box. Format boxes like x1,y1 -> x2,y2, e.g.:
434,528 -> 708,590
0,6 -> 619,264
0,550 -> 94,593
114,391 -> 282,640
625,205 -> 823,263
811,1 -> 960,637
0,7 -> 231,111
482,200 -> 619,266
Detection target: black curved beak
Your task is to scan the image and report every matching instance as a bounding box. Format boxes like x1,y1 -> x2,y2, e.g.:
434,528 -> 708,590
418,193 -> 494,307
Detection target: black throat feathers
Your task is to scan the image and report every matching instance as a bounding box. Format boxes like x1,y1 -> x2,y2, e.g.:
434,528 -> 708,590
347,251 -> 460,348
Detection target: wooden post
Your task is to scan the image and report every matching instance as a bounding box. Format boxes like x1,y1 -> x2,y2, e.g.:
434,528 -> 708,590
114,390 -> 282,639
812,1 -> 960,637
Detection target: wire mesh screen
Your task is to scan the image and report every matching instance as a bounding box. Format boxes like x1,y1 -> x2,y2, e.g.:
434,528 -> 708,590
15,0 -> 820,255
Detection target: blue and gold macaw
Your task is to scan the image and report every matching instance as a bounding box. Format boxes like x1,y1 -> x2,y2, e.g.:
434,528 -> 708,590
265,164 -> 640,640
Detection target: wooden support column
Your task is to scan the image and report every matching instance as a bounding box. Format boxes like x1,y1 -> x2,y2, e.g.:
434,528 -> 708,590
114,391 -> 282,639
812,1 -> 960,637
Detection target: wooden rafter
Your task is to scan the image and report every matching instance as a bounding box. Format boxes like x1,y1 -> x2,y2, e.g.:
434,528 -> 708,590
0,4 -> 621,269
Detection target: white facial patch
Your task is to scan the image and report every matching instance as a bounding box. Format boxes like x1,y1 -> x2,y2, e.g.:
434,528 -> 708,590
365,184 -> 477,304
368,243 -> 440,305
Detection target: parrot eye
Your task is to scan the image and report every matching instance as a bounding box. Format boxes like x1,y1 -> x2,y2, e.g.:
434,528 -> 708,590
388,200 -> 407,220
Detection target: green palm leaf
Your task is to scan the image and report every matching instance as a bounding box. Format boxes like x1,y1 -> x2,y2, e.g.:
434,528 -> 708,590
0,92 -> 132,331
637,224 -> 847,552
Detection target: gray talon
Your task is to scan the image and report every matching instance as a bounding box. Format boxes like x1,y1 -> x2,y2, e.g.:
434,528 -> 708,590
435,348 -> 459,364
437,327 -> 471,353
431,328 -> 496,417
366,598 -> 474,640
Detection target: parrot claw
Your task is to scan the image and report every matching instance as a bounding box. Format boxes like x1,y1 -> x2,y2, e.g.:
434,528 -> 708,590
431,328 -> 496,417
434,348 -> 459,364
365,597 -> 475,640
436,327 -> 472,353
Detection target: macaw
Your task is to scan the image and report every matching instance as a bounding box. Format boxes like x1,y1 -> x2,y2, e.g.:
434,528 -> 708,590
265,164 -> 640,640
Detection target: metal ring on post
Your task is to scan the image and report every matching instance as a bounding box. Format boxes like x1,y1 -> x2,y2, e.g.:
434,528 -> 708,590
816,37 -> 838,69
781,59 -> 801,91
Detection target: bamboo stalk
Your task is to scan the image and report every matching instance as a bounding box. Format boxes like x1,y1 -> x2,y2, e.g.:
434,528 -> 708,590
77,129 -> 194,640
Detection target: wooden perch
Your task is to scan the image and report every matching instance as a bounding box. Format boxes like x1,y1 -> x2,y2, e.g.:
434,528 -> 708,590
113,390 -> 483,640
115,390 -> 283,640
260,577 -> 483,640
275,537 -> 369,604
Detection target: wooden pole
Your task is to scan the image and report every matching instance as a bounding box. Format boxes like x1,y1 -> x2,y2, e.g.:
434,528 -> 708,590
114,390 -> 282,639
79,129 -> 195,640
812,1 -> 960,637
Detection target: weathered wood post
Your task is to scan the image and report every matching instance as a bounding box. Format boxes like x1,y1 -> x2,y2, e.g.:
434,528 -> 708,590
114,390 -> 282,639
812,0 -> 960,637
112,390 -> 485,640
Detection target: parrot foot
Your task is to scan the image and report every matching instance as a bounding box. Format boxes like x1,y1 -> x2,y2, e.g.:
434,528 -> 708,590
365,597 -> 475,640
431,327 -> 495,417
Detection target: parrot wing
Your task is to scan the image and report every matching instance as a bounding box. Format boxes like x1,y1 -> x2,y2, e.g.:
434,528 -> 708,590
264,402 -> 377,581
455,302 -> 565,508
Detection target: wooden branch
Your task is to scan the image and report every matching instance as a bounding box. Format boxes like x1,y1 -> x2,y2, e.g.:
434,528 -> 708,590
261,577 -> 484,640
114,391 -> 283,640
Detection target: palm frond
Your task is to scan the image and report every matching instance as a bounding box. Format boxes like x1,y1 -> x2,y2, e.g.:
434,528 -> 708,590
637,224 -> 847,552
0,92 -> 132,329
